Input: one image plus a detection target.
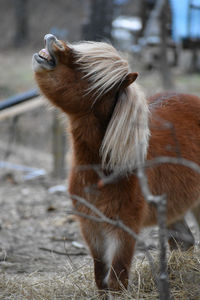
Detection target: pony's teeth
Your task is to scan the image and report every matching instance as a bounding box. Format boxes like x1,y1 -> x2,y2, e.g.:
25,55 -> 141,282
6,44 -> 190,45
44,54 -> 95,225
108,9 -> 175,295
39,48 -> 51,60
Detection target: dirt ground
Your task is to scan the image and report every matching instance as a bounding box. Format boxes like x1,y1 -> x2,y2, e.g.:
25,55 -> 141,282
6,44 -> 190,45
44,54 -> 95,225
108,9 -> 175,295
0,166 -> 88,275
0,142 -> 156,275
0,143 -> 199,280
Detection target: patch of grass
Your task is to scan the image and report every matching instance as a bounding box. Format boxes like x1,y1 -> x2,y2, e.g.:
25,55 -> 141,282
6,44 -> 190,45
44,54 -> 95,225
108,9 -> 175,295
130,248 -> 200,300
175,73 -> 200,94
1,248 -> 200,300
0,50 -> 35,100
0,86 -> 15,98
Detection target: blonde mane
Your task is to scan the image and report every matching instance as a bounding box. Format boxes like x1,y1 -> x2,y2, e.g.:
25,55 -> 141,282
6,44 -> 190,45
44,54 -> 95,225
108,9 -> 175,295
101,84 -> 150,173
72,41 -> 150,173
73,42 -> 129,97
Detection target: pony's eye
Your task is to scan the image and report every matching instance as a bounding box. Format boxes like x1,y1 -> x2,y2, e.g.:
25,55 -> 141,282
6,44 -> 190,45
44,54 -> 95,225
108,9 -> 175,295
53,40 -> 65,51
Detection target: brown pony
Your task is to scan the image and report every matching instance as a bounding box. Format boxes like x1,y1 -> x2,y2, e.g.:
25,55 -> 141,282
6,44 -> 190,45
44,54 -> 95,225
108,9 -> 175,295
33,34 -> 200,294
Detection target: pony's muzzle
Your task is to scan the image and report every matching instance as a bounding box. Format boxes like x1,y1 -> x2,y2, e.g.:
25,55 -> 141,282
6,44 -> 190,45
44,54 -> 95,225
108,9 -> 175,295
44,34 -> 56,46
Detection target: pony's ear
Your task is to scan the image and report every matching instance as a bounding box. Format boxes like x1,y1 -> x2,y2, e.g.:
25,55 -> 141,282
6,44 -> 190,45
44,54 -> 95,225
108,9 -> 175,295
120,72 -> 138,89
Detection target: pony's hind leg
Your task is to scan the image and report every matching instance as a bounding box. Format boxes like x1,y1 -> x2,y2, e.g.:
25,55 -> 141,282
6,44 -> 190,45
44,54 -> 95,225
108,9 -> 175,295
192,203 -> 200,229
168,217 -> 195,251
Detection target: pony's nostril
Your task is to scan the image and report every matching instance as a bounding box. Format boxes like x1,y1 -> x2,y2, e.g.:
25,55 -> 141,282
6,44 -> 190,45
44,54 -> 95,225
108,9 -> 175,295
44,34 -> 56,45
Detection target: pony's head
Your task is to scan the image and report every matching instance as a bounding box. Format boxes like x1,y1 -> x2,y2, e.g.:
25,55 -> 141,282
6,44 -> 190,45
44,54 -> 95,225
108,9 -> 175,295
33,34 -> 137,114
33,34 -> 90,114
33,34 -> 150,172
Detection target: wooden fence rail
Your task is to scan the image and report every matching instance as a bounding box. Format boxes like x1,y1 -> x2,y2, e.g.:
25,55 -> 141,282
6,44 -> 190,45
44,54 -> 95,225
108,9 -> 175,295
0,89 -> 67,178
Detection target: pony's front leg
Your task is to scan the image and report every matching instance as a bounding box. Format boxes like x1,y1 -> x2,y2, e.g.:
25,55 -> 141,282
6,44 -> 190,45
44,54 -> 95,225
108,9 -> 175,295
81,223 -> 109,290
105,232 -> 135,292
92,249 -> 109,291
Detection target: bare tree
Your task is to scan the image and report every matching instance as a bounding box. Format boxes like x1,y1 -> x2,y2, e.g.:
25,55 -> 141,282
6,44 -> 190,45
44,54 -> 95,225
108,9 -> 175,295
13,0 -> 29,47
82,0 -> 115,41
143,0 -> 174,90
159,0 -> 174,89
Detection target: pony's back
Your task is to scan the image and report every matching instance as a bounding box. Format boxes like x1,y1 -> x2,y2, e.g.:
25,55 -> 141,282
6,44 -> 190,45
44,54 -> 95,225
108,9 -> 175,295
143,92 -> 200,226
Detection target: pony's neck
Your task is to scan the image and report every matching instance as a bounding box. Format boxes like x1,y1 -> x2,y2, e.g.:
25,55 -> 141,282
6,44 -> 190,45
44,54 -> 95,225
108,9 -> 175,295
68,93 -> 117,166
68,113 -> 106,166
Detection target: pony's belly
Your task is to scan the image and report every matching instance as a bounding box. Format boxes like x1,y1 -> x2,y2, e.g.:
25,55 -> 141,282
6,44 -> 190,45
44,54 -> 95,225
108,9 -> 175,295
143,194 -> 200,227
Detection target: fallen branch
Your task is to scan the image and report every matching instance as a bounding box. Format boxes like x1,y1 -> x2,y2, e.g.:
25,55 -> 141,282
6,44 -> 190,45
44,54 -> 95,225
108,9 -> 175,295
39,247 -> 87,256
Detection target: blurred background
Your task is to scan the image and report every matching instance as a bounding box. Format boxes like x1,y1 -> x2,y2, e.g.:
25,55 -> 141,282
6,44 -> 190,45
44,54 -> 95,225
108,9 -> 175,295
0,0 -> 200,286
0,0 -> 200,178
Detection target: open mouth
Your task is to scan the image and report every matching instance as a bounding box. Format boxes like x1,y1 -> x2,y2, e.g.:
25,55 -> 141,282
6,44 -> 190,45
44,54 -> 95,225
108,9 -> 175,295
38,48 -> 55,65
33,34 -> 57,70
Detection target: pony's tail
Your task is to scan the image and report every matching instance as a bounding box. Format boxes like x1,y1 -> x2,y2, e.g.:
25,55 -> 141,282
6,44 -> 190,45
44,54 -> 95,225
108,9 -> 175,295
100,83 -> 150,173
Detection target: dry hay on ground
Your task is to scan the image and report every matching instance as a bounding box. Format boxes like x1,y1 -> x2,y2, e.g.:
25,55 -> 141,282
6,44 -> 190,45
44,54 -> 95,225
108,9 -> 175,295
0,248 -> 200,300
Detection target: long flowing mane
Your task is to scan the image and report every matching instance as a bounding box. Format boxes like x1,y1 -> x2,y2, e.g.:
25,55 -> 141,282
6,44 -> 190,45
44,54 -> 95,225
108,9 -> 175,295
72,42 -> 150,173
101,84 -> 150,173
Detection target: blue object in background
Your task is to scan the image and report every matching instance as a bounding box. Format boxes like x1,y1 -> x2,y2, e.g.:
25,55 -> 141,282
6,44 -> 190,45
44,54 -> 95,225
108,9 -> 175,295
169,0 -> 200,41
114,0 -> 129,6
